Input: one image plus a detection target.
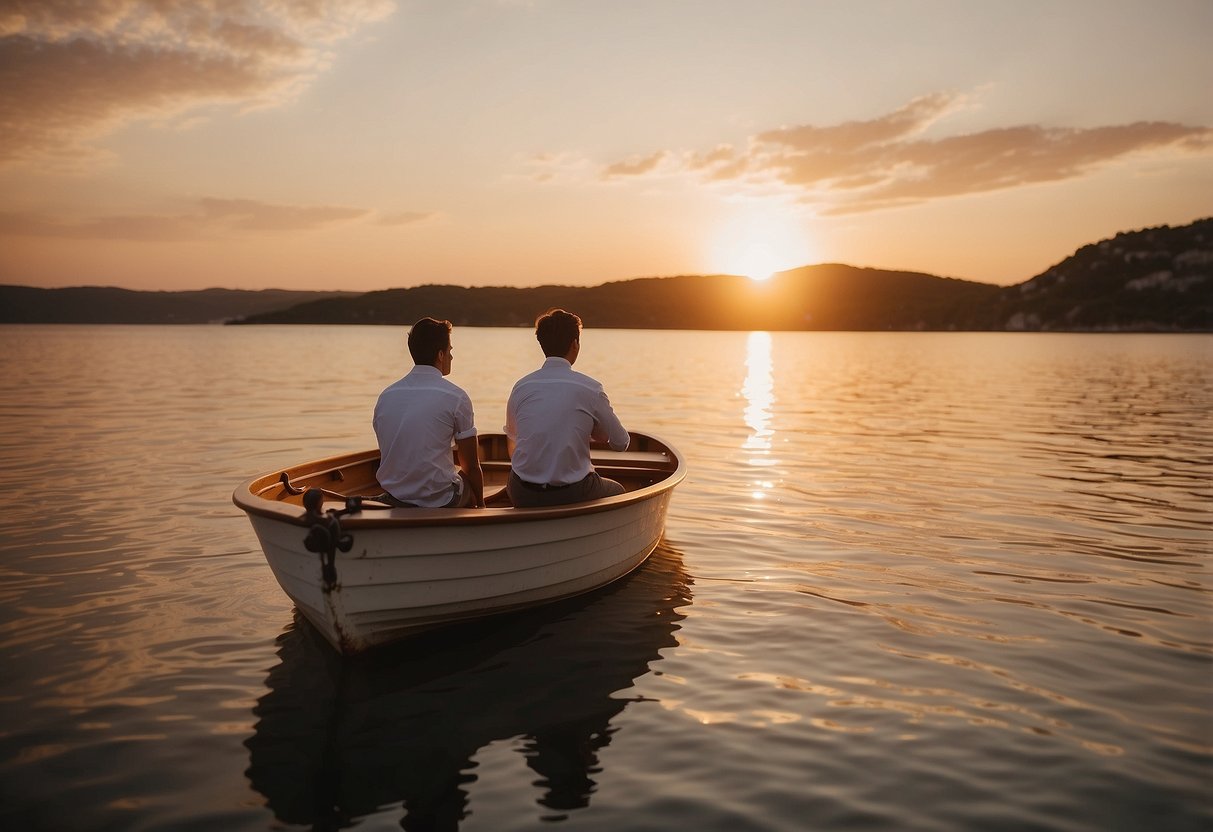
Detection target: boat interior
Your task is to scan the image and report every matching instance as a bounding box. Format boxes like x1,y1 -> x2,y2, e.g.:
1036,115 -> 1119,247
250,433 -> 679,510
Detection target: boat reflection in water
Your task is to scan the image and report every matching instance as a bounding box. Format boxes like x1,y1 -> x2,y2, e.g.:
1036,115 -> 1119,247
245,543 -> 692,829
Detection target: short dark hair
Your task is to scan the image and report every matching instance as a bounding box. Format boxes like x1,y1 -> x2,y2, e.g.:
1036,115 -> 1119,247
535,308 -> 582,357
408,317 -> 452,364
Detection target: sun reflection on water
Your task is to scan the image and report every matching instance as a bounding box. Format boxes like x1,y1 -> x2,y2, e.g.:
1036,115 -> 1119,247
741,331 -> 776,500
742,331 -> 774,454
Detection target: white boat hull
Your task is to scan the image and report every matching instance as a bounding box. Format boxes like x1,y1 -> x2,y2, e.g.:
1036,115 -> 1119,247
236,433 -> 684,653
249,490 -> 672,652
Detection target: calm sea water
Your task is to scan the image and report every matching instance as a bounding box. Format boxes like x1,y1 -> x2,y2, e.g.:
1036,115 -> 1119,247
0,325 -> 1209,831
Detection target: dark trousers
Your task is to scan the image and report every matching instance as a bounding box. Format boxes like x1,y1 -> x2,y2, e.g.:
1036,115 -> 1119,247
507,470 -> 625,508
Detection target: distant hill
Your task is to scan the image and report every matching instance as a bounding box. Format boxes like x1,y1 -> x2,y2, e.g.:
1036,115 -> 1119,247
225,266 -> 1000,330
0,286 -> 357,324
955,218 -> 1212,331
230,218 -> 1211,331
2,218 -> 1209,330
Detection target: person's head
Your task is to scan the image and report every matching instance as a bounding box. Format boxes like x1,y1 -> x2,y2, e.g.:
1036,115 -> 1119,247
535,308 -> 582,360
408,317 -> 454,374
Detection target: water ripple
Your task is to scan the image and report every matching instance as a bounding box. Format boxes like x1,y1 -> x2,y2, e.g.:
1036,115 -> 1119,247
0,328 -> 1209,832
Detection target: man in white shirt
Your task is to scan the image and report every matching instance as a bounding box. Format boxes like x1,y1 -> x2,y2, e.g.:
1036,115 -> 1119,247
505,308 -> 631,508
373,318 -> 484,508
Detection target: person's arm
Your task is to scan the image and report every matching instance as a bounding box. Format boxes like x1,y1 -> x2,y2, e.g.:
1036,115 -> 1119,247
504,388 -> 518,457
455,434 -> 484,508
591,389 -> 630,451
453,391 -> 484,508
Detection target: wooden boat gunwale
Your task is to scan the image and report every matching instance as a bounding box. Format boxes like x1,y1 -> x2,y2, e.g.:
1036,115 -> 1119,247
233,431 -> 686,528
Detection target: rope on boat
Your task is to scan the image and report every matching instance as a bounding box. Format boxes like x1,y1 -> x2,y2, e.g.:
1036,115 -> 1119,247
280,472 -> 397,509
302,489 -> 362,590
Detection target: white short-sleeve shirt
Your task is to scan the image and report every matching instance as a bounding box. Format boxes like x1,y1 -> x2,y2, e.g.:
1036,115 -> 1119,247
374,365 -> 477,507
504,357 -> 629,486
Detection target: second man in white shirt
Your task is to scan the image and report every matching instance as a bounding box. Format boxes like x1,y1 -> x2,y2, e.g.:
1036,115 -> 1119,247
504,308 -> 630,508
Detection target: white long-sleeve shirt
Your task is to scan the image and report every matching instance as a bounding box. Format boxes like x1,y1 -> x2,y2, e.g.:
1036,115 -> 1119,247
504,357 -> 629,486
374,365 -> 477,507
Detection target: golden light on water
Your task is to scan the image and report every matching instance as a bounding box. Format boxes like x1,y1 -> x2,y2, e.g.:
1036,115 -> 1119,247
743,331 -> 773,451
742,330 -> 776,500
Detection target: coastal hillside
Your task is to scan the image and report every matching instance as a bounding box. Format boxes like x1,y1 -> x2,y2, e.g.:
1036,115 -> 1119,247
959,218 -> 1213,331
226,217 -> 1212,331
2,218 -> 1209,330
228,266 -> 999,330
0,286 -> 357,324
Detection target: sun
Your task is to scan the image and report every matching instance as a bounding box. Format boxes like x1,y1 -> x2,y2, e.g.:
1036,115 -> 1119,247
709,205 -> 815,282
730,244 -> 787,282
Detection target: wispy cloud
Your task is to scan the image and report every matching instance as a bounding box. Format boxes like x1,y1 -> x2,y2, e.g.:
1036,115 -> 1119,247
598,93 -> 1213,213
519,151 -> 595,184
0,197 -> 371,241
0,0 -> 394,168
375,210 -> 437,226
603,151 -> 668,178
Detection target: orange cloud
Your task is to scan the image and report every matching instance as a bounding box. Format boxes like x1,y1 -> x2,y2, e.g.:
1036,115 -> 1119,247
602,93 -> 1213,213
0,197 -> 370,241
0,0 -> 393,167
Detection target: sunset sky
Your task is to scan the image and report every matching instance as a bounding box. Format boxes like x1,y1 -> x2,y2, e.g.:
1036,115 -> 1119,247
2,0 -> 1211,292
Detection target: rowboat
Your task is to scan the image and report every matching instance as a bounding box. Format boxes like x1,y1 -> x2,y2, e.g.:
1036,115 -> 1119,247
233,432 -> 685,653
